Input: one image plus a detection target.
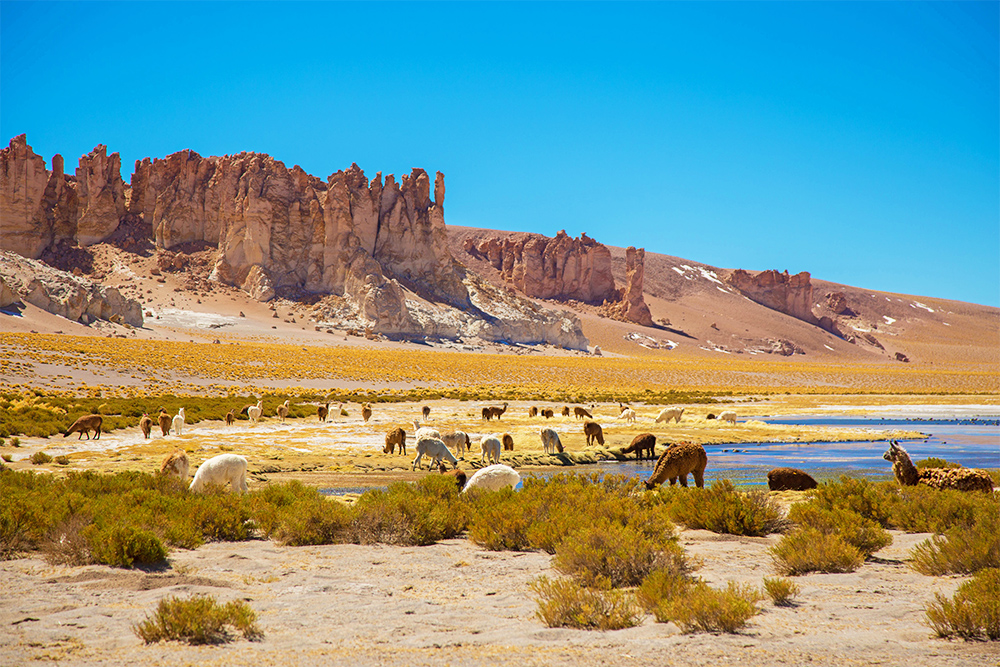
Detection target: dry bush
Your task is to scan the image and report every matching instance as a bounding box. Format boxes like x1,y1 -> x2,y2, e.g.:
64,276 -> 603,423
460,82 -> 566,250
911,513 -> 1000,576
134,594 -> 262,644
30,451 -> 52,465
925,568 -> 1000,641
786,504 -> 892,557
762,576 -> 801,606
530,576 -> 641,631
40,514 -> 93,566
658,480 -> 787,537
770,526 -> 864,576
649,577 -> 762,633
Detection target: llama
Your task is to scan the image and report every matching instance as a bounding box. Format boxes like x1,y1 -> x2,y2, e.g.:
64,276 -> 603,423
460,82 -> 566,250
480,435 -> 502,464
422,405 -> 431,420
440,431 -> 471,457
767,467 -> 818,491
561,406 -> 570,417
63,414 -> 103,440
574,407 -> 592,419
159,450 -> 190,480
225,410 -> 236,426
158,409 -> 172,436
583,420 -> 604,446
276,400 -> 290,423
617,408 -> 637,424
247,400 -> 263,424
189,454 -> 248,493
413,420 -> 441,441
527,406 -> 538,418
883,441 -> 993,493
482,403 -> 508,421
644,442 -> 708,489
361,403 -> 372,423
412,437 -> 459,470
540,427 -> 564,455
384,427 -> 407,455
542,408 -> 554,419
621,433 -> 656,460
317,403 -> 329,422
502,433 -> 514,451
172,408 -> 186,436
462,464 -> 520,493
655,407 -> 684,424
718,410 -> 738,425
439,461 -> 467,491
139,414 -> 152,439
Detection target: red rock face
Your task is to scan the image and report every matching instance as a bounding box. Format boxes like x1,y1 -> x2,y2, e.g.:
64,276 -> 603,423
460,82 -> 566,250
727,269 -> 818,325
621,247 -> 653,327
0,135 -> 125,258
467,230 -> 618,304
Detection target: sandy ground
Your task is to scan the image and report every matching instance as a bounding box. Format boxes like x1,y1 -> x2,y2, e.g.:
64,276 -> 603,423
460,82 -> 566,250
1,529 -> 995,666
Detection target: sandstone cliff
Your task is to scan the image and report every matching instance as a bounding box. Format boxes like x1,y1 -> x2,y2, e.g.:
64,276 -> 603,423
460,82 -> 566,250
0,135 -> 126,258
0,250 -> 142,326
726,269 -> 818,325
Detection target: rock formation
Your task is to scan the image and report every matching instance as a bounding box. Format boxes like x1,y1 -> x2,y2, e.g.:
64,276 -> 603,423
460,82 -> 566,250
726,269 -> 818,325
464,230 -> 617,304
0,135 -> 125,258
0,250 -> 142,326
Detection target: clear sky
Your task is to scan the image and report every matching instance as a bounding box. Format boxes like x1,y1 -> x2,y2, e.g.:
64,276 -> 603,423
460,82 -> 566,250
2,1 -> 997,307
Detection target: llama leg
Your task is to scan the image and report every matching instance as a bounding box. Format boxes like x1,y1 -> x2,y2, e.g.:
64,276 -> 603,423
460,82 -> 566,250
693,470 -> 704,488
678,474 -> 688,487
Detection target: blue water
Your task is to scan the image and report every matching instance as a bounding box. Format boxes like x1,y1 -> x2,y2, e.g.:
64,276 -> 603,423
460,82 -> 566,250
320,415 -> 999,493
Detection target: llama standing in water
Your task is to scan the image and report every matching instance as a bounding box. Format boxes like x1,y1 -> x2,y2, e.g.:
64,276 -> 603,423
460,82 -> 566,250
644,442 -> 708,490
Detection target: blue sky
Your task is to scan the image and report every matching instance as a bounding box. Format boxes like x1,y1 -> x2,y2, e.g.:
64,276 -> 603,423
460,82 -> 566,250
2,2 -> 997,306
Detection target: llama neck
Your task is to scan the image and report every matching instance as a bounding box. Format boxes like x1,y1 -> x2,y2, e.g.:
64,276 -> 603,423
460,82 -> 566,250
893,450 -> 920,486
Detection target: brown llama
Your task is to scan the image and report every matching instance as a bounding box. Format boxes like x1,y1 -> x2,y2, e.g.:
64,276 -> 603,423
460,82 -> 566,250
574,407 -> 593,419
622,433 -> 656,460
502,433 -> 514,451
439,461 -> 467,491
64,414 -> 103,440
158,408 -> 172,436
159,450 -> 190,480
482,402 -> 508,421
422,405 -> 431,420
527,406 -> 538,418
883,441 -> 993,493
583,420 -> 604,446
139,413 -> 153,439
361,403 -> 372,423
644,442 -> 708,490
225,410 -> 236,426
767,467 -> 818,491
542,408 -> 554,419
317,403 -> 329,422
561,406 -> 570,417
276,399 -> 291,423
384,426 -> 407,455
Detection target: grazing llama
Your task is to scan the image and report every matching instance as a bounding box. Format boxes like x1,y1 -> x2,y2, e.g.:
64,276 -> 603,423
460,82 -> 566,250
64,414 -> 103,440
539,427 -> 564,455
766,467 -> 818,491
160,450 -> 190,480
384,427 -> 407,455
225,410 -> 236,426
655,407 -> 684,424
574,407 -> 592,419
883,441 -> 993,492
462,464 -> 520,493
644,442 -> 708,490
583,420 -> 604,446
189,454 -> 248,493
621,433 -> 656,460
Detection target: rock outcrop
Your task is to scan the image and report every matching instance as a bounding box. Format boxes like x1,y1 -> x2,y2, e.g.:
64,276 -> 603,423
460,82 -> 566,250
464,230 -> 617,304
726,269 -> 818,325
0,135 -> 125,258
0,250 -> 142,326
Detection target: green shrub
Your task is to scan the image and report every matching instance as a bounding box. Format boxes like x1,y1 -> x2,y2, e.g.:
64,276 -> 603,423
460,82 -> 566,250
925,568 -> 1000,640
10,437 -> 20,447
658,480 -> 787,537
134,594 -> 262,644
887,485 -> 997,534
30,451 -> 53,465
652,579 -> 762,633
762,577 -> 801,606
553,518 -> 689,589
86,524 -> 166,568
807,476 -> 894,527
54,455 -> 70,466
636,569 -> 694,612
351,474 -> 467,546
911,513 -> 1000,576
530,576 -> 641,630
787,504 -> 892,556
770,527 -> 864,576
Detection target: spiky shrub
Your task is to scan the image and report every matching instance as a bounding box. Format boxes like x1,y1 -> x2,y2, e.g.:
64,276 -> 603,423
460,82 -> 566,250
925,568 -> 1000,640
657,480 -> 787,537
553,518 -> 689,589
762,577 -> 801,606
29,451 -> 52,465
911,512 -> 1000,576
134,594 -> 262,644
786,504 -> 892,557
648,577 -> 762,633
770,526 -> 864,576
85,524 -> 166,568
351,474 -> 468,546
530,576 -> 641,631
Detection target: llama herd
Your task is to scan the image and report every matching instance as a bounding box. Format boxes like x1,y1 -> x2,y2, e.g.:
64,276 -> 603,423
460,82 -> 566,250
60,400 -> 993,499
